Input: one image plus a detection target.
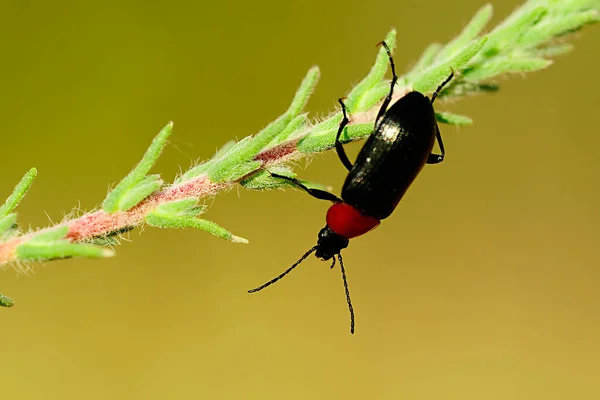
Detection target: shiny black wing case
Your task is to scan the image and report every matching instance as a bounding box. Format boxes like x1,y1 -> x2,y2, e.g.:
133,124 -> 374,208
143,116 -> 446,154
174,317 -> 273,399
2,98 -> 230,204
341,91 -> 439,220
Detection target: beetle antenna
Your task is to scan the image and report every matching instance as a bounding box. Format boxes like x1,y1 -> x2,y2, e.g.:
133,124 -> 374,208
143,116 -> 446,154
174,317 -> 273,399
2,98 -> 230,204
248,246 -> 318,293
337,253 -> 355,334
431,68 -> 455,104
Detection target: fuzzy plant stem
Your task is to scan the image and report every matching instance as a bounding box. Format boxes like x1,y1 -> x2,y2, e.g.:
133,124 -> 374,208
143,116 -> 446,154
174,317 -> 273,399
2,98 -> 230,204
1,0 -> 598,305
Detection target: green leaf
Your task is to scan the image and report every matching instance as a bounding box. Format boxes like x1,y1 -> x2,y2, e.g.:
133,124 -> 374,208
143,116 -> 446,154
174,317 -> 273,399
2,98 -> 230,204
287,66 -> 320,117
0,213 -> 17,238
435,4 -> 493,62
146,198 -> 246,242
440,80 -> 499,98
16,225 -> 114,262
114,174 -> 163,211
146,208 -> 248,244
436,111 -> 473,126
356,81 -> 394,114
413,36 -> 488,94
210,160 -> 262,182
212,140 -> 237,159
0,293 -> 14,307
151,198 -> 207,219
298,122 -> 374,153
103,122 -> 172,212
532,44 -> 574,57
517,10 -> 600,49
16,241 -> 114,261
410,43 -> 443,74
267,113 -> 309,146
306,114 -> 343,139
209,67 -> 320,182
175,141 -> 239,183
465,57 -> 552,81
194,219 -> 249,243
268,171 -> 332,192
240,166 -> 297,190
176,161 -> 214,183
180,138 -> 258,183
545,0 -> 600,14
482,6 -> 547,56
29,226 -> 69,243
0,167 -> 37,218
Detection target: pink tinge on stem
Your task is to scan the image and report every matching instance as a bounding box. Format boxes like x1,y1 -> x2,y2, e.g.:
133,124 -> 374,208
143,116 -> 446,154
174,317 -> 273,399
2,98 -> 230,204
0,175 -> 227,266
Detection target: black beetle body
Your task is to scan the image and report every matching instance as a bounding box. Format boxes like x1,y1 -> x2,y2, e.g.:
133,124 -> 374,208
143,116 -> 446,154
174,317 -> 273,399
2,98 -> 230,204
249,41 -> 453,333
342,91 -> 439,219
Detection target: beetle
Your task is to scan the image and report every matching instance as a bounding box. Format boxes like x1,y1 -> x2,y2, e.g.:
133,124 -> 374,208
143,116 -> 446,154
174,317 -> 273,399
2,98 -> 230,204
248,41 -> 454,333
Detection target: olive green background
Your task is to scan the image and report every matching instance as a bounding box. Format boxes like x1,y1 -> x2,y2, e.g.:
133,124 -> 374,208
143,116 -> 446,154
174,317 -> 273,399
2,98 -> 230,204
1,1 -> 599,399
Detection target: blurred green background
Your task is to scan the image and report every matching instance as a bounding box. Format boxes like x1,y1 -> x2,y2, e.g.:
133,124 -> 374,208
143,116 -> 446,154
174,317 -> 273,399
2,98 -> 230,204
1,0 -> 599,399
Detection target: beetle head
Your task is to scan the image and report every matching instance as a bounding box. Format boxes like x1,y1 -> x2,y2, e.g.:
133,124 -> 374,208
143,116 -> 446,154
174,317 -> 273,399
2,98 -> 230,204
315,225 -> 349,260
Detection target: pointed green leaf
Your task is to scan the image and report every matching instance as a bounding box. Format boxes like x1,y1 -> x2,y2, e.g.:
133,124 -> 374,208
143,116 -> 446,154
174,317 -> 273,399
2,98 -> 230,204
532,44 -> 574,58
0,293 -> 14,307
176,140 -> 241,183
0,168 -> 37,218
209,67 -> 319,182
16,225 -> 114,262
212,140 -> 237,160
517,10 -> 599,49
193,219 -> 248,244
267,113 -> 309,146
16,241 -> 114,261
440,81 -> 499,98
435,4 -> 493,62
436,111 -> 473,126
209,160 -> 262,182
414,36 -> 488,94
306,114 -> 343,139
546,0 -> 600,14
355,81 -> 396,114
240,166 -> 297,190
103,122 -> 172,212
29,226 -> 69,243
465,57 -> 552,81
0,213 -> 17,237
116,174 -> 163,211
241,67 -> 319,153
152,198 -> 207,217
176,161 -> 214,183
287,66 -> 320,117
268,171 -> 332,192
146,211 -> 247,244
298,122 -> 374,153
410,43 -> 443,74
482,6 -> 547,56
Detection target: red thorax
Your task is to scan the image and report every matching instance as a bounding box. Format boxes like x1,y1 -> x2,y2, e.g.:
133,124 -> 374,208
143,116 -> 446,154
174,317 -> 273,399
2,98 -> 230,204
326,203 -> 380,239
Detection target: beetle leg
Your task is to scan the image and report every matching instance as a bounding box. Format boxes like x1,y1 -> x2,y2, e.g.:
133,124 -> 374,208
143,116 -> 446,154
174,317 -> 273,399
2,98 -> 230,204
427,125 -> 445,164
374,41 -> 398,127
270,172 -> 342,203
430,68 -> 454,105
335,98 -> 354,172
